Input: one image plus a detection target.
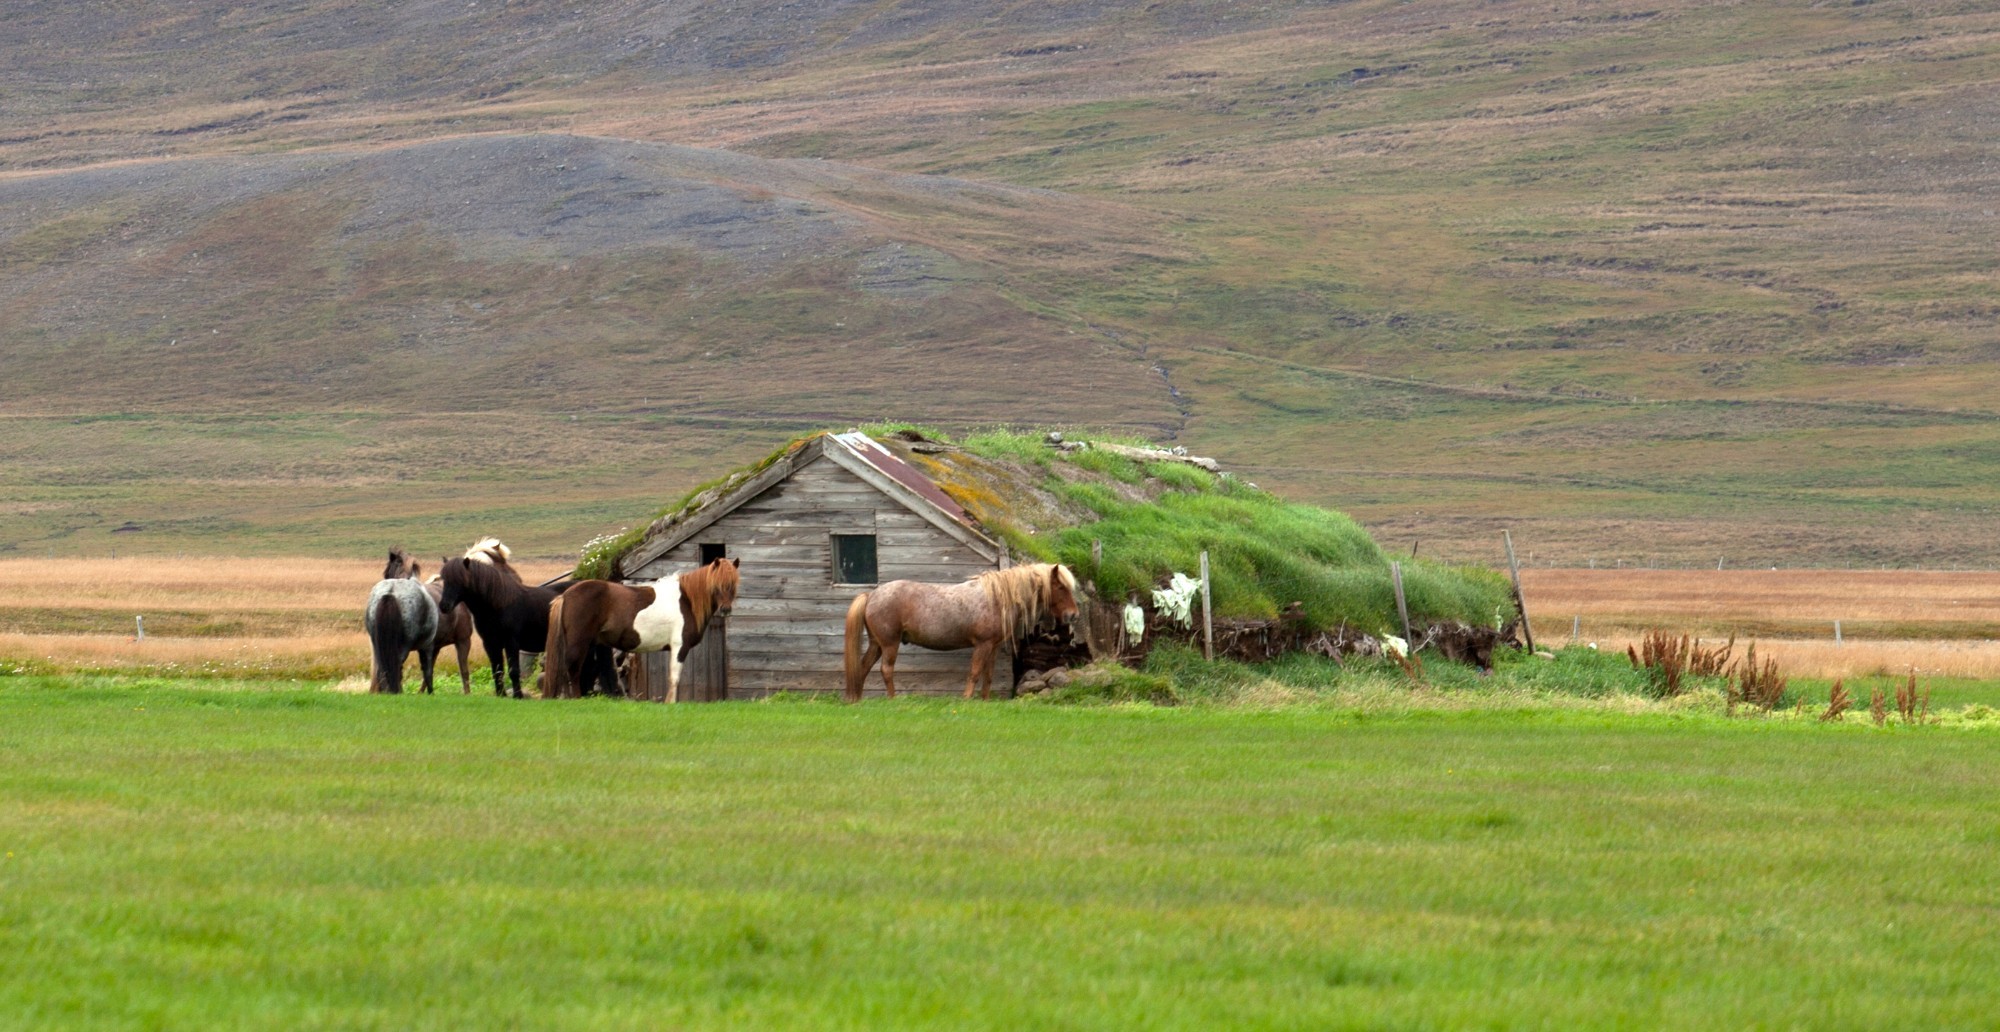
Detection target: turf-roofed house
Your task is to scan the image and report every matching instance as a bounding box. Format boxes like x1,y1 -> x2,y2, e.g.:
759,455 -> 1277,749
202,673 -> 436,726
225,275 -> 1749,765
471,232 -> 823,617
591,431 -> 1011,699
578,428 -> 1519,700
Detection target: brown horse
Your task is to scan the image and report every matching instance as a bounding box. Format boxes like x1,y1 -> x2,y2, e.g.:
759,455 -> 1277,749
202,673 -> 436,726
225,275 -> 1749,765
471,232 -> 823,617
844,562 -> 1079,701
383,548 -> 474,694
544,557 -> 741,702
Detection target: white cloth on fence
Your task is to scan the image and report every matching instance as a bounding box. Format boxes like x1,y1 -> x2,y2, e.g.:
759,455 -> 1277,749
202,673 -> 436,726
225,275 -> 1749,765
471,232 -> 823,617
1151,572 -> 1202,629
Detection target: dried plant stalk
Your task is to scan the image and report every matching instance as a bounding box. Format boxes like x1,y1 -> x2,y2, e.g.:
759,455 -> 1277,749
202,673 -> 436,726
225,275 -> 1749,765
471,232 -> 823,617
1729,642 -> 1787,712
1690,634 -> 1735,677
1629,629 -> 1736,698
1820,679 -> 1851,722
1893,671 -> 1931,725
1391,648 -> 1426,685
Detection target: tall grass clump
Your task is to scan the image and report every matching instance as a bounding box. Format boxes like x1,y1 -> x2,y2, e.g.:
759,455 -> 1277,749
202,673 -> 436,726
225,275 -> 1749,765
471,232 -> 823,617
960,429 -> 1055,468
1628,630 -> 1735,698
1896,672 -> 1930,724
1729,643 -> 1790,713
1050,480 -> 1511,631
1060,447 -> 1147,484
1494,644 -> 1650,699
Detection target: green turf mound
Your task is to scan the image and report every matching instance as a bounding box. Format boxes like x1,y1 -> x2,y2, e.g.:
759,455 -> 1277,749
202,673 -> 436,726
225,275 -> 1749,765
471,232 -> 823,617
578,426 -> 1513,637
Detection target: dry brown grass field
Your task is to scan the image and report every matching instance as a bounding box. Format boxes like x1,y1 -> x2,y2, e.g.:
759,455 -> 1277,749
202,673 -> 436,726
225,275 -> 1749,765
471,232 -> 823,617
4,558 -> 1998,681
1522,568 -> 2000,633
1524,568 -> 2000,678
0,556 -> 570,677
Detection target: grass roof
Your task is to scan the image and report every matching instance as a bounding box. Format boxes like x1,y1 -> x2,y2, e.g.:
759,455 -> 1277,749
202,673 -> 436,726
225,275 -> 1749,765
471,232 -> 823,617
579,426 -> 1514,636
902,430 -> 1512,633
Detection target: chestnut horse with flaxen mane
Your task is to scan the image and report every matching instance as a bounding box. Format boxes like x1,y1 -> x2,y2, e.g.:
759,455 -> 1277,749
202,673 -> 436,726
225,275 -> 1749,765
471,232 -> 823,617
544,557 -> 741,701
844,562 -> 1079,700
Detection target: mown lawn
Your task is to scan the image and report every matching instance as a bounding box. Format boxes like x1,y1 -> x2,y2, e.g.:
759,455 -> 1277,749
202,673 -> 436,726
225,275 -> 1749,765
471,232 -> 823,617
1,678 -> 1995,1029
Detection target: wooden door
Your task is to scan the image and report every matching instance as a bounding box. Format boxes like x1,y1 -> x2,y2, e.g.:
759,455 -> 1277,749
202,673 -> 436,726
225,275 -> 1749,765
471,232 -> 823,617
656,621 -> 728,702
630,623 -> 731,702
686,620 -> 730,701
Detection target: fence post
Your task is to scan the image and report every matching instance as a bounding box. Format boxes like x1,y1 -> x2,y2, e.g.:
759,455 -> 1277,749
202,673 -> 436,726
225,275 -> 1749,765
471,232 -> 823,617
1834,620 -> 1843,646
1199,550 -> 1214,662
1390,560 -> 1413,648
1503,530 -> 1536,653
135,615 -> 145,641
1571,614 -> 1579,644
1091,538 -> 1102,576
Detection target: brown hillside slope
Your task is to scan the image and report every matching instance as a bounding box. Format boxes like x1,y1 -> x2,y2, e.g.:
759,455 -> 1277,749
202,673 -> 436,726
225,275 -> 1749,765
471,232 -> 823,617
2,0 -> 1998,565
0,134 -> 1176,417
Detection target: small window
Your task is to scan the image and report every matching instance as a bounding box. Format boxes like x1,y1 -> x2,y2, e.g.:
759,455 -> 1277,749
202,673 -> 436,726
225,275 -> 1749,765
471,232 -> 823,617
831,534 -> 878,585
699,542 -> 727,564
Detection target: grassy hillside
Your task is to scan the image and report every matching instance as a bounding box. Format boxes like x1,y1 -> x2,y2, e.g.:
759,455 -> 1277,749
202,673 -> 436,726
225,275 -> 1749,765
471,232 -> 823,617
3,0 -> 1998,564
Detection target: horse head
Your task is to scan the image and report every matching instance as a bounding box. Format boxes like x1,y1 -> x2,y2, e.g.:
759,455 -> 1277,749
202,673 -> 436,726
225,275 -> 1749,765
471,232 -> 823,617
1046,563 -> 1080,624
669,557 -> 741,647
698,556 -> 741,620
383,547 -> 417,580
436,557 -> 467,613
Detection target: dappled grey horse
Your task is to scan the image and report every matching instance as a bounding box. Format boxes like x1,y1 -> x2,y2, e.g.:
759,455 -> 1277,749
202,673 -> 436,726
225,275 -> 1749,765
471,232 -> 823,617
365,575 -> 440,694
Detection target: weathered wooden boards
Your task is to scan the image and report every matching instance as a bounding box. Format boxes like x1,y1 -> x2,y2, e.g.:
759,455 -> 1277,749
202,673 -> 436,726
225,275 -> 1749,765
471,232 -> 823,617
629,449 -> 999,697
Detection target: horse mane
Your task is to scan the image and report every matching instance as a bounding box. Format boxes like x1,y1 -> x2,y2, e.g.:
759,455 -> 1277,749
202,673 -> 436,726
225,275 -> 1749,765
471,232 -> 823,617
384,547 -> 418,580
448,553 -> 524,605
463,538 -> 522,582
464,537 -> 513,565
678,559 -> 741,633
974,563 -> 1075,644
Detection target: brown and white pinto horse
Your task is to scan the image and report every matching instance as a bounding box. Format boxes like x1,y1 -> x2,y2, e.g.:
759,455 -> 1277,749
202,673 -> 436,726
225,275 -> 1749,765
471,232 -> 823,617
844,562 -> 1079,701
544,557 -> 741,701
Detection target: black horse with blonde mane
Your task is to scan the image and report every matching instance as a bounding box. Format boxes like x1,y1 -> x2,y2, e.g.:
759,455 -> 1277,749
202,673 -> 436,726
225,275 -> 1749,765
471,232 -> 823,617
435,538 -> 573,699
544,557 -> 741,701
844,562 -> 1079,700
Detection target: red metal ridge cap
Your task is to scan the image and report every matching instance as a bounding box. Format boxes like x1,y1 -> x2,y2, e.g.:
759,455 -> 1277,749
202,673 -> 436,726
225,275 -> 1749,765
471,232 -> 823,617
830,432 -> 976,528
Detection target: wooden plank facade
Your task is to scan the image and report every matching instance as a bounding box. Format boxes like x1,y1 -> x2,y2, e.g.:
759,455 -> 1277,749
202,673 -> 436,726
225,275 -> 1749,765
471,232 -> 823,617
622,435 -> 1004,698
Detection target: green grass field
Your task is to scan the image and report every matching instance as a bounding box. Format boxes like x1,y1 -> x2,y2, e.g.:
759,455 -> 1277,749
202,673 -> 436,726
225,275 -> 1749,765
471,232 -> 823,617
4,677 -> 1996,1029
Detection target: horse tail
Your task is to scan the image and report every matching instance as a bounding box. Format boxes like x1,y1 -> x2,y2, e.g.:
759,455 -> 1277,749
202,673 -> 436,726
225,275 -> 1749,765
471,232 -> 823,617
370,592 -> 405,694
544,594 -> 570,700
843,592 -> 871,702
